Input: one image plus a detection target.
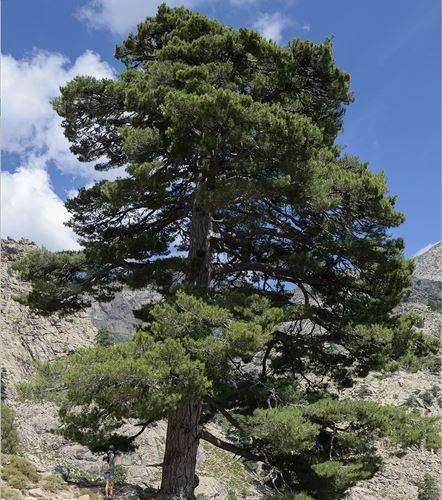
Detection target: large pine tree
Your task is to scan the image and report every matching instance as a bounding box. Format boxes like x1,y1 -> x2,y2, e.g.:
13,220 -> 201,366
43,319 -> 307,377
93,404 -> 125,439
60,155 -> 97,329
15,5 -> 440,498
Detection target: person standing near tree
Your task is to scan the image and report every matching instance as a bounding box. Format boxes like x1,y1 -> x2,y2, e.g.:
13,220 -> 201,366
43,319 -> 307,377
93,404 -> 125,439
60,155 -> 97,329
101,445 -> 116,498
107,445 -> 116,498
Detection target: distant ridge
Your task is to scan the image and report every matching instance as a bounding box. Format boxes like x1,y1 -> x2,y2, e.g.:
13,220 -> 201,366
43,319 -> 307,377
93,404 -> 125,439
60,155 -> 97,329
413,241 -> 442,281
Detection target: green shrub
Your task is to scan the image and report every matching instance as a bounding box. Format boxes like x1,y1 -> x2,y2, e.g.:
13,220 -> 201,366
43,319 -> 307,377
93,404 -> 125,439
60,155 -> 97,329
95,327 -> 113,347
3,473 -> 32,491
1,485 -> 24,500
113,464 -> 127,485
40,474 -> 69,492
1,367 -> 9,401
422,355 -> 442,374
1,403 -> 20,454
418,473 -> 439,500
2,455 -> 39,490
312,460 -> 372,495
430,385 -> 441,397
427,297 -> 441,312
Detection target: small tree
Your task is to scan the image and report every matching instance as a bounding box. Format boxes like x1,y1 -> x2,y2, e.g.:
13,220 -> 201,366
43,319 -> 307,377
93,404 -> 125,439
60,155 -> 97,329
1,403 -> 20,455
14,5 -> 440,498
1,367 -> 9,401
95,327 -> 113,347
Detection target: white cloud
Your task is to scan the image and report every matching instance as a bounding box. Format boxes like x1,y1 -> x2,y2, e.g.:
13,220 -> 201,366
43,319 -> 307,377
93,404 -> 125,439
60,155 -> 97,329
414,242 -> 440,257
1,49 -> 119,250
76,1 -> 303,46
1,50 -> 115,176
1,163 -> 80,251
252,12 -> 291,43
77,0 -> 201,35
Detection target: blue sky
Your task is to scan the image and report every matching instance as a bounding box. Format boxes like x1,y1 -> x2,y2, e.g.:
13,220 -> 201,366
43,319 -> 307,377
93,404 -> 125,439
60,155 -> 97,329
1,0 -> 440,255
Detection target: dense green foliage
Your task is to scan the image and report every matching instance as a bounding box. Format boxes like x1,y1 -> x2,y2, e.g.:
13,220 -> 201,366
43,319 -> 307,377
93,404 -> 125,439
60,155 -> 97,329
19,293 -> 440,497
1,403 -> 20,455
14,4 -> 440,498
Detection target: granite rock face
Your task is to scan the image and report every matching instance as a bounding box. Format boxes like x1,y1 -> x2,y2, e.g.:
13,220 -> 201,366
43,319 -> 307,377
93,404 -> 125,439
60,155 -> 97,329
88,287 -> 160,344
1,238 -> 97,388
397,242 -> 442,338
414,242 -> 442,282
1,237 -> 160,386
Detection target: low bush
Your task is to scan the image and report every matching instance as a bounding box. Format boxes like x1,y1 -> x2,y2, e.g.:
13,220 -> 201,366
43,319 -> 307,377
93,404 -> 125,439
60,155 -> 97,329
2,455 -> 39,491
1,485 -> 24,499
418,473 -> 439,500
113,464 -> 127,484
3,473 -> 32,491
40,474 -> 69,492
1,403 -> 20,454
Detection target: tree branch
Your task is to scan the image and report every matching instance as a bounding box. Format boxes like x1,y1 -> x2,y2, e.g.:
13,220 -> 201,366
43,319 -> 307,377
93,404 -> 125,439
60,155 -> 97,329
205,396 -> 243,431
199,428 -> 262,462
261,340 -> 276,379
126,424 -> 149,442
128,419 -> 156,441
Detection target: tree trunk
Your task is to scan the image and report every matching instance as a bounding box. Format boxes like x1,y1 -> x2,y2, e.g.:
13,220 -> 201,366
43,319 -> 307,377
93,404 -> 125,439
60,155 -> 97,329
160,182 -> 212,498
187,189 -> 213,293
160,401 -> 202,499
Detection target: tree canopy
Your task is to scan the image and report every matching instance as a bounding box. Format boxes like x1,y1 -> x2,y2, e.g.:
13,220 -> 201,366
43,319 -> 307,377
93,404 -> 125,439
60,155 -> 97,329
14,5 -> 440,498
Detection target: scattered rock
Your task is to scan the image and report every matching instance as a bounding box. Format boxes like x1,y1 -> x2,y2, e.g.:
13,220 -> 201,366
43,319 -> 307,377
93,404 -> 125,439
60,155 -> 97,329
27,488 -> 46,498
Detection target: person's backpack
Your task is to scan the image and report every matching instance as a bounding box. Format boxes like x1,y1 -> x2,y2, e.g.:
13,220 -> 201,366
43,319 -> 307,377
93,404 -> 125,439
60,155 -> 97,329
102,459 -> 111,473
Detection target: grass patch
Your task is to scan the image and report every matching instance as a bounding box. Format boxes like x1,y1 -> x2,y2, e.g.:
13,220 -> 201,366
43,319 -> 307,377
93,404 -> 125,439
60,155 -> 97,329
79,488 -> 103,500
418,473 -> 439,500
2,455 -> 39,491
1,485 -> 24,500
40,474 -> 69,492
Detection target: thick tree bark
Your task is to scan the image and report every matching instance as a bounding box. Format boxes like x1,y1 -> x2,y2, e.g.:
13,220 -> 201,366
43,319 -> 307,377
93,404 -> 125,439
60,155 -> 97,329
187,189 -> 213,292
160,183 -> 212,498
160,401 -> 202,498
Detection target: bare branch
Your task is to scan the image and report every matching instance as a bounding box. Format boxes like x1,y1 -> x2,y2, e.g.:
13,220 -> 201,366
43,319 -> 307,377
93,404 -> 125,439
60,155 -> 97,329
205,396 -> 243,431
199,428 -> 263,462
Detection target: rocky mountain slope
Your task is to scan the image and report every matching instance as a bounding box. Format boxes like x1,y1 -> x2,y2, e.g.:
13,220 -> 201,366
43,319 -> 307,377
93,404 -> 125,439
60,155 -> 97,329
1,238 -> 441,499
345,242 -> 442,500
1,238 -> 161,387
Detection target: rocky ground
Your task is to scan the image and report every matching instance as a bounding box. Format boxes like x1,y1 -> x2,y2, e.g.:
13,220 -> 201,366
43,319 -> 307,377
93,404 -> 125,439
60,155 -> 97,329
1,238 -> 441,499
344,370 -> 441,500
